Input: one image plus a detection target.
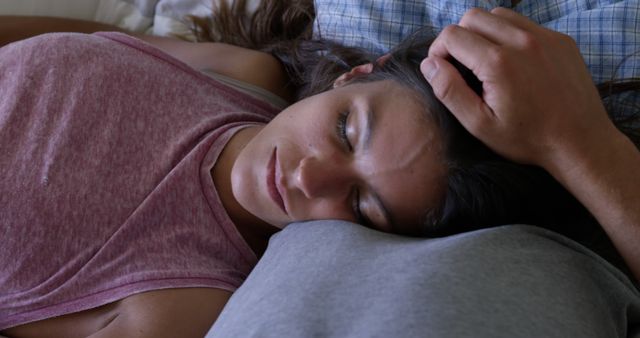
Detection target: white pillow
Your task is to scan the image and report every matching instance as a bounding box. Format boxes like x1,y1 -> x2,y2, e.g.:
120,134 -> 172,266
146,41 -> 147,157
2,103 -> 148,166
94,0 -> 157,33
93,0 -> 261,40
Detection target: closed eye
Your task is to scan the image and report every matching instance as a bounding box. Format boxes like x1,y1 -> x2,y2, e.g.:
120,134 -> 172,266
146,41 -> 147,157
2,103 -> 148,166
336,111 -> 368,225
336,111 -> 352,151
351,187 -> 367,225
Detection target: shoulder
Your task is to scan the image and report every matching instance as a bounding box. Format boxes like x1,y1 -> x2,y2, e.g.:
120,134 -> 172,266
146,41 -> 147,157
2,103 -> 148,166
134,34 -> 293,102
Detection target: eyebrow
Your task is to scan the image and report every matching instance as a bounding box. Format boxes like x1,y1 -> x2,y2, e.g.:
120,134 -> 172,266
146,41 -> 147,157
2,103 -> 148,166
361,108 -> 394,230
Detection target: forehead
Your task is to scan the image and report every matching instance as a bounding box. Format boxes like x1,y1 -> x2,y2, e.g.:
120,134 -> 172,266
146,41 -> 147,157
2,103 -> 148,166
351,81 -> 446,233
341,79 -> 421,104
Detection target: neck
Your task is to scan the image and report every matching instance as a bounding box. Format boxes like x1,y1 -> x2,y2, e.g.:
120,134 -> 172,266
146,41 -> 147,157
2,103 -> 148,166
211,125 -> 277,257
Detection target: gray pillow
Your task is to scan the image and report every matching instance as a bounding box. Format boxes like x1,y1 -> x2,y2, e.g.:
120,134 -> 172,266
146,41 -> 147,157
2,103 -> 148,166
207,221 -> 640,338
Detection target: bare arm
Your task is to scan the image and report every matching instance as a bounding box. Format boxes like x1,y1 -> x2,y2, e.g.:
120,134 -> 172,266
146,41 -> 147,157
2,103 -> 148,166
0,16 -> 291,101
422,8 -> 640,281
546,126 -> 640,280
133,35 -> 292,101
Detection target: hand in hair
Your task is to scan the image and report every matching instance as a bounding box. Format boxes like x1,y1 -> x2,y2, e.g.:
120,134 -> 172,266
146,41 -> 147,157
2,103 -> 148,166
421,7 -> 640,283
422,7 -> 615,167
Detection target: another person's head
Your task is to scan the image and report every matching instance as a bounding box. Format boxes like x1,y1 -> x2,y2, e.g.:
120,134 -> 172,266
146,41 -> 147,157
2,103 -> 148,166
233,29 -> 600,239
226,28 -> 560,235
192,1 -> 618,240
232,75 -> 447,235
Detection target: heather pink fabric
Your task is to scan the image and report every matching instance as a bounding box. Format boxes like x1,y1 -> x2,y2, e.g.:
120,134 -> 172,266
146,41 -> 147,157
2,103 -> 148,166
0,32 -> 278,329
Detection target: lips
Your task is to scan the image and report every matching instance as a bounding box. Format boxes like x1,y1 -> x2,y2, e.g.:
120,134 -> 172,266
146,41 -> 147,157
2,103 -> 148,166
267,148 -> 287,214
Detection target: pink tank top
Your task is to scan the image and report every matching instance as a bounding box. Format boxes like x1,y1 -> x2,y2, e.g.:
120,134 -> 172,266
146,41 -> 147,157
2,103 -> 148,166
0,32 -> 278,329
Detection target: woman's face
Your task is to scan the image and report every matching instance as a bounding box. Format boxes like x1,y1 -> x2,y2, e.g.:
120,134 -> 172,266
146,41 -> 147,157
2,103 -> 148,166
231,80 -> 446,235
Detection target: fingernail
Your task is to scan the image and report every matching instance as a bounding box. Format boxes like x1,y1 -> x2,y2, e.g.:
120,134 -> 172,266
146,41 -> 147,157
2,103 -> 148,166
421,58 -> 438,82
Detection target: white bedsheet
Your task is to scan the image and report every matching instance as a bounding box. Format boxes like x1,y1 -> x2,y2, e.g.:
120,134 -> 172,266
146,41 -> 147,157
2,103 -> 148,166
0,0 -> 259,40
95,0 -> 260,39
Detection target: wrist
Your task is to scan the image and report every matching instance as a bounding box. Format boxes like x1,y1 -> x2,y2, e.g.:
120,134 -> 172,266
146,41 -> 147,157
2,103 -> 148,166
540,123 -> 640,283
543,125 -> 635,186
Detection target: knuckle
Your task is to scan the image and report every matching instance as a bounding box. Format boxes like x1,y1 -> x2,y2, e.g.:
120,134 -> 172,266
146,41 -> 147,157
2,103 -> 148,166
517,31 -> 540,50
460,8 -> 485,25
484,46 -> 520,77
486,46 -> 507,66
467,7 -> 486,17
438,24 -> 457,38
490,6 -> 510,16
440,24 -> 460,39
431,75 -> 454,102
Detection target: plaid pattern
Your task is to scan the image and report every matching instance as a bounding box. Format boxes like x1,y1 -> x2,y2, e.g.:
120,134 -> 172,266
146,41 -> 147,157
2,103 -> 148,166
313,0 -> 640,85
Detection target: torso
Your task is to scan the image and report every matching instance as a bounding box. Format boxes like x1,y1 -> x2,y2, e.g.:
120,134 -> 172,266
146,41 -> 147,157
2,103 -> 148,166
0,31 -> 281,338
2,300 -> 119,338
3,125 -> 270,338
2,288 -> 232,338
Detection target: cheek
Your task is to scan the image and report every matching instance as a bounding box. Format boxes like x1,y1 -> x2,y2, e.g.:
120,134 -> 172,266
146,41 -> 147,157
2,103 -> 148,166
301,198 -> 354,223
270,112 -> 332,149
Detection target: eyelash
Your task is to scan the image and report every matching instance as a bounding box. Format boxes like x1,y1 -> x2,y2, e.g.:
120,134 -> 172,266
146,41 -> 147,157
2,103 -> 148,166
336,111 -> 352,151
336,111 -> 366,224
352,188 -> 366,225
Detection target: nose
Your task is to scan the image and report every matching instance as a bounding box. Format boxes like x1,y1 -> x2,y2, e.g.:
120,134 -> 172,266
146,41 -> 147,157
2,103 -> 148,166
295,155 -> 353,199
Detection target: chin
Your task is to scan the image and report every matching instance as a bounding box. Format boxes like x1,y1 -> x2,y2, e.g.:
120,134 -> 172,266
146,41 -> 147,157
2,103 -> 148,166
261,216 -> 287,230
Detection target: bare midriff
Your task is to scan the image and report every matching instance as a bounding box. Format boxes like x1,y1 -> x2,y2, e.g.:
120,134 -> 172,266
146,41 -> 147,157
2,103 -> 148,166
1,288 -> 232,338
2,301 -> 120,338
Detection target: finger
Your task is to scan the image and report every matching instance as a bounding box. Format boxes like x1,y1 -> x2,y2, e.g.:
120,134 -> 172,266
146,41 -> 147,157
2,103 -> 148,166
428,24 -> 497,75
489,7 -> 540,32
421,55 -> 492,133
458,8 -> 529,45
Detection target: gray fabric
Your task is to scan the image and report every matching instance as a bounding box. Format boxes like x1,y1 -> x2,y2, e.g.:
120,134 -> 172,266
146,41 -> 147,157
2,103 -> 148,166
207,221 -> 640,338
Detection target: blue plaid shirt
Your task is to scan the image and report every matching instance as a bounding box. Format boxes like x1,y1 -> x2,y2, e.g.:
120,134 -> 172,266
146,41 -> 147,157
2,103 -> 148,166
314,0 -> 640,116
314,0 -> 640,120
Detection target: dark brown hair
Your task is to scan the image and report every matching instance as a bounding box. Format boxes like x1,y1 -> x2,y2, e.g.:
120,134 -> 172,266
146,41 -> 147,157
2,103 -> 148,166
189,0 -> 374,99
190,1 -> 640,268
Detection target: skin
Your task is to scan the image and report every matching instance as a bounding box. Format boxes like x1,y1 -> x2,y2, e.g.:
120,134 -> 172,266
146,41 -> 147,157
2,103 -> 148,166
215,79 -> 447,237
0,17 -> 287,338
1,17 -> 447,338
422,7 -> 640,282
4,7 -> 639,337
4,288 -> 231,338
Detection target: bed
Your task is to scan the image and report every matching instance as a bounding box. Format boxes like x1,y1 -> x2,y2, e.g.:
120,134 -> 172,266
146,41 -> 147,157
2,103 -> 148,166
0,0 -> 254,39
1,0 -> 639,337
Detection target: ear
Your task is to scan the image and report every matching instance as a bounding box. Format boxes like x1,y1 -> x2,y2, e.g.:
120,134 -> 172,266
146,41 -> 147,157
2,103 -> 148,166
376,53 -> 391,66
333,63 -> 374,88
